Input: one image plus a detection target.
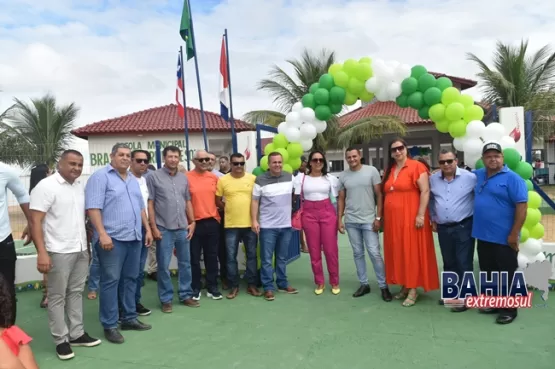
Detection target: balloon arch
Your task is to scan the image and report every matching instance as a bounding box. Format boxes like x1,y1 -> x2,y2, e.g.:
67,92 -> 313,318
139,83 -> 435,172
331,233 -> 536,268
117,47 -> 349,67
252,57 -> 545,269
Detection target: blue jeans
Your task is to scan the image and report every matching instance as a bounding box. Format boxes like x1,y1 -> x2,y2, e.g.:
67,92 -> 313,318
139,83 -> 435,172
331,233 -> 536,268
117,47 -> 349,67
345,223 -> 387,288
88,244 -> 100,292
96,239 -> 141,329
117,228 -> 148,306
156,226 -> 193,304
437,217 -> 475,287
226,228 -> 258,288
259,227 -> 292,292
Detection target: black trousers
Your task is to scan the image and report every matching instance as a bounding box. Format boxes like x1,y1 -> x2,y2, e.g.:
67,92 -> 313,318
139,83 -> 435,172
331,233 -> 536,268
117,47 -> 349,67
477,240 -> 518,317
191,218 -> 220,293
0,234 -> 17,325
218,210 -> 227,281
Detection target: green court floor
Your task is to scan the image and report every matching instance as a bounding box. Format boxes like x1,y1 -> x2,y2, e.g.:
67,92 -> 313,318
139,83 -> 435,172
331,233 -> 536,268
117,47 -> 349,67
14,235 -> 554,369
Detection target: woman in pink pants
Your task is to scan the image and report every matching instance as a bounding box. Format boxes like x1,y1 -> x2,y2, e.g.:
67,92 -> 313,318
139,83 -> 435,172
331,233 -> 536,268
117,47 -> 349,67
294,151 -> 340,295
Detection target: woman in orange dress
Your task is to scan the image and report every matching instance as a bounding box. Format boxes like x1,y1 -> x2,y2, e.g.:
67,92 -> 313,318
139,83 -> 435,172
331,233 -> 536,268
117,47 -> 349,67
382,138 -> 439,306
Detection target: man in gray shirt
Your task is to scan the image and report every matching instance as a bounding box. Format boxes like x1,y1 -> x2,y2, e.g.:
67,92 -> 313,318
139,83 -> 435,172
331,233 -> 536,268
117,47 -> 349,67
337,148 -> 392,302
147,146 -> 198,313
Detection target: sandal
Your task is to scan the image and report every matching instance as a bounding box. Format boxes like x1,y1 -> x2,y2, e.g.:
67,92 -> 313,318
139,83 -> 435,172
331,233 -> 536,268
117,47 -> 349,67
402,290 -> 418,307
40,295 -> 48,308
394,288 -> 408,300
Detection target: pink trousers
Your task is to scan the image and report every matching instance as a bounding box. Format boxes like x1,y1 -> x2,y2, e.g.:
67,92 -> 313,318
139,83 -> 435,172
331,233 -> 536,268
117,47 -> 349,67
301,199 -> 339,286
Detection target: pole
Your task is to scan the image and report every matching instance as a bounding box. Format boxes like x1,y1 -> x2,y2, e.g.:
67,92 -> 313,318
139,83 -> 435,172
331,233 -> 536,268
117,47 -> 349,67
180,46 -> 191,170
187,0 -> 208,151
155,140 -> 162,169
224,29 -> 238,154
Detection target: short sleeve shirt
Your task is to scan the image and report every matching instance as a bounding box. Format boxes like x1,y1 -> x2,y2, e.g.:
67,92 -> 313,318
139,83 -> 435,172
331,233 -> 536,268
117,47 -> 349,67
338,165 -> 381,224
252,171 -> 293,228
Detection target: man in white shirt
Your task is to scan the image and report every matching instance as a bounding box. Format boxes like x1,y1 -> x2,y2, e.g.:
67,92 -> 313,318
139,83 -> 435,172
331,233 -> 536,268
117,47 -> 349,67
0,163 -> 32,326
30,150 -> 101,360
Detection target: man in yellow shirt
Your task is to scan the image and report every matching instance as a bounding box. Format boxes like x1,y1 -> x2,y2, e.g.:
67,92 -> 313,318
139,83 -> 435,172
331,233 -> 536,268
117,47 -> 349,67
216,153 -> 262,299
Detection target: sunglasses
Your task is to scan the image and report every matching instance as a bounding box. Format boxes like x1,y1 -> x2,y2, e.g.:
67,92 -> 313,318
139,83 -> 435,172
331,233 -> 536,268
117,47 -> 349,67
232,162 -> 245,166
135,159 -> 149,164
439,159 -> 454,165
311,158 -> 324,163
196,158 -> 210,163
390,145 -> 404,153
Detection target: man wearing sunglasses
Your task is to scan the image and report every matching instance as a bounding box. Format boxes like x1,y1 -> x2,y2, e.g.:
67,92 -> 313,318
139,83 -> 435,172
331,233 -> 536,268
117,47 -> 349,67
472,141 -> 528,324
429,148 -> 476,312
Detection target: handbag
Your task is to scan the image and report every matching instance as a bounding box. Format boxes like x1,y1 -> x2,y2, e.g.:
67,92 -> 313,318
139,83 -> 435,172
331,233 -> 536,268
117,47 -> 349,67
291,174 -> 306,230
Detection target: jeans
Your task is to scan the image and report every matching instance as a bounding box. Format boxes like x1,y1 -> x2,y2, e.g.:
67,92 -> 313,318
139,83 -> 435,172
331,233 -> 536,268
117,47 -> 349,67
190,218 -> 220,293
225,228 -> 258,288
345,223 -> 387,288
156,226 -> 193,304
88,245 -> 100,292
117,228 -> 148,306
259,227 -> 292,291
95,239 -> 141,329
0,234 -> 16,325
436,217 -> 475,288
218,209 -> 227,281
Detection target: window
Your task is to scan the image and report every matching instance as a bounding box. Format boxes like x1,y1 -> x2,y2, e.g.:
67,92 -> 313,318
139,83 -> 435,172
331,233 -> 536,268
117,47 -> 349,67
329,160 -> 344,172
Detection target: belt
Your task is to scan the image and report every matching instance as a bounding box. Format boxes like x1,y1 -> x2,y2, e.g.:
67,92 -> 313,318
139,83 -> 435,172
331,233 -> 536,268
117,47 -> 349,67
439,216 -> 472,227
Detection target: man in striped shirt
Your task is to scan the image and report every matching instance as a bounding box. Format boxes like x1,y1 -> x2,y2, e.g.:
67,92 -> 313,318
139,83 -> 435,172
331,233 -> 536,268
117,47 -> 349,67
251,152 -> 298,301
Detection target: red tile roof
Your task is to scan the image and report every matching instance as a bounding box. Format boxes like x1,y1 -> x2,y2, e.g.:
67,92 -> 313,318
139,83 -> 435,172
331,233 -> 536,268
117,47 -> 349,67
429,72 -> 477,90
71,104 -> 253,139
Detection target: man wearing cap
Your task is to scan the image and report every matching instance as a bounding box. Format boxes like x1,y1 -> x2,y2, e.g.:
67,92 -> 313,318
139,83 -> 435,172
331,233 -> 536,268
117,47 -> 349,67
472,141 -> 527,325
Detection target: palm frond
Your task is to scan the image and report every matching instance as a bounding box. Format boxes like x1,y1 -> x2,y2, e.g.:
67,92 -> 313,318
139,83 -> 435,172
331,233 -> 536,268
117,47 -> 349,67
242,110 -> 285,127
335,116 -> 406,149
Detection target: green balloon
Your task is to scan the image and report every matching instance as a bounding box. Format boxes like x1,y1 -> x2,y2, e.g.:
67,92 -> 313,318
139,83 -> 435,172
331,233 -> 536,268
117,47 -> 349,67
272,133 -> 288,149
318,74 -> 335,90
428,103 -> 446,122
475,159 -> 484,169
448,120 -> 466,138
418,73 -> 436,92
286,142 -> 303,158
410,65 -> 427,79
344,92 -> 358,105
333,71 -> 349,88
520,226 -> 529,243
401,78 -> 418,95
524,208 -> 541,228
418,106 -> 430,119
302,94 -> 316,109
260,156 -> 269,171
314,88 -> 330,105
423,87 -> 442,106
503,148 -> 520,170
275,147 -> 289,163
525,179 -> 533,191
529,223 -> 545,239
459,94 -> 474,107
436,77 -> 453,91
528,191 -> 542,209
288,157 -> 302,171
329,103 -> 342,114
354,63 -> 372,81
514,161 -> 533,180
252,167 -> 264,176
407,91 -> 424,109
314,105 -> 332,121
329,86 -> 346,104
445,102 -> 465,121
264,143 -> 275,156
441,87 -> 460,105
347,78 -> 364,94
435,120 -> 450,133
463,105 -> 484,122
396,94 -> 409,108
309,83 -> 320,94
283,164 -> 293,174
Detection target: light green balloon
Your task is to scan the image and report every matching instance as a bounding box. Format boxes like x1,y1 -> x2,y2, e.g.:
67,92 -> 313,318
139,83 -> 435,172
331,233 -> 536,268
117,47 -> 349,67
287,143 -> 303,158
328,63 -> 343,77
441,87 -> 460,105
529,223 -> 545,239
344,92 -> 358,106
463,105 -> 484,122
524,208 -> 541,228
283,163 -> 293,174
275,148 -> 289,163
288,157 -> 302,170
445,102 -> 465,121
448,120 -> 466,138
525,179 -> 533,191
347,78 -> 364,94
520,227 -> 529,242
354,63 -> 372,81
435,120 -> 450,133
459,94 -> 474,107
260,156 -> 269,171
333,71 -> 349,88
528,191 -> 542,209
428,103 -> 446,122
272,133 -> 288,149
264,143 -> 275,156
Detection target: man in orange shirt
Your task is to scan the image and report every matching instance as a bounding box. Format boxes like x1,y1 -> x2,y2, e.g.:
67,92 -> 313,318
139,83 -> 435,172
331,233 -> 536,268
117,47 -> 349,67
186,150 -> 222,300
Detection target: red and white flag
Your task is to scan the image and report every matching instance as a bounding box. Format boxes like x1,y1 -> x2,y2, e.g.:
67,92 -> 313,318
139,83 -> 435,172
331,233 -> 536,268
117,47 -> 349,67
176,55 -> 185,118
219,36 -> 229,121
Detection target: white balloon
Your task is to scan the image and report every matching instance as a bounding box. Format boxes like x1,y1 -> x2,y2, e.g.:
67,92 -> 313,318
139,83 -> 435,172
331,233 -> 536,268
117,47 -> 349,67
381,67 -> 394,83
386,82 -> 401,101
277,122 -> 288,134
481,122 -> 505,142
299,107 -> 315,124
533,252 -> 546,262
299,123 -> 317,140
291,102 -> 303,113
452,137 -> 466,152
519,238 -> 542,258
465,154 -> 480,169
499,135 -> 516,149
313,119 -> 327,134
466,120 -> 486,139
300,139 -> 313,151
284,127 -> 300,143
387,60 -> 400,70
285,111 -> 301,128
375,89 -> 389,102
394,64 -> 412,82
365,77 -> 379,93
517,253 -> 530,270
462,138 -> 483,158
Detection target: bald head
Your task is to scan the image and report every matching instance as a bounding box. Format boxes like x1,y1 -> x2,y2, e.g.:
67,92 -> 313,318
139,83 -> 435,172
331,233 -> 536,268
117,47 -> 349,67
194,150 -> 209,159
193,150 -> 210,172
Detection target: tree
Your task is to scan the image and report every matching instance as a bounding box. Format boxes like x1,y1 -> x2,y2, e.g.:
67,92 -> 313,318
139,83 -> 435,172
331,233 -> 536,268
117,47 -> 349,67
243,48 -> 405,151
0,94 -> 79,167
467,39 -> 555,139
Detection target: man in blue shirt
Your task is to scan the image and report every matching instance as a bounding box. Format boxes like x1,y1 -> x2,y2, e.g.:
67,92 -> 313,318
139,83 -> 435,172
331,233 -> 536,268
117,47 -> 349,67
430,148 -> 477,312
472,142 -> 527,325
85,143 -> 153,344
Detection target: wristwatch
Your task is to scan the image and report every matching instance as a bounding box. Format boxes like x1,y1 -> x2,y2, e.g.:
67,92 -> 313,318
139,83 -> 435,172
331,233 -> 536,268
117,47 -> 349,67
376,217 -> 382,221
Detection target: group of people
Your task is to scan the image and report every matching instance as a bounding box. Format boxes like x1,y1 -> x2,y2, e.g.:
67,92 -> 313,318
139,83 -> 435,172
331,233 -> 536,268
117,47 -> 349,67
0,136 -> 527,367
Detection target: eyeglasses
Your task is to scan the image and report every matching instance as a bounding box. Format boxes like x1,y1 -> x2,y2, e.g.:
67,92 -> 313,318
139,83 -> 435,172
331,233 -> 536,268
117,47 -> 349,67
232,162 -> 245,166
390,145 -> 404,153
311,158 -> 324,163
196,158 -> 210,163
439,159 -> 454,165
135,159 -> 149,164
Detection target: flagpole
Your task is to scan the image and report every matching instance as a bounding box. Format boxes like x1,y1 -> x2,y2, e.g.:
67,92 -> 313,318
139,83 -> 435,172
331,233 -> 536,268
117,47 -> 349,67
224,29 -> 237,154
179,46 -> 191,170
186,0 -> 208,151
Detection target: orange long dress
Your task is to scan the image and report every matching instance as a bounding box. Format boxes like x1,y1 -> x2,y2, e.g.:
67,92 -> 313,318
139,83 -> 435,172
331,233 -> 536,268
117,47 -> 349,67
383,159 -> 439,292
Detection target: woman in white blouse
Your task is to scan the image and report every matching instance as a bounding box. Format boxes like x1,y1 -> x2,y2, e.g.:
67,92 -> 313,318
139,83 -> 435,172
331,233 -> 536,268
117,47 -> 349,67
294,151 -> 340,295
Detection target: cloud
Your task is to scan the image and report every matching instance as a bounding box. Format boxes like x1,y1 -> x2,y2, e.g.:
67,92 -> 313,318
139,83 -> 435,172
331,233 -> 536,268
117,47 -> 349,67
1,0 -> 554,150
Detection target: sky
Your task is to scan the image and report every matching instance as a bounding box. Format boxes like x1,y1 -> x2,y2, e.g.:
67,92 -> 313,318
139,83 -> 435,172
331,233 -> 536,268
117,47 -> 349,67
1,0 -> 554,161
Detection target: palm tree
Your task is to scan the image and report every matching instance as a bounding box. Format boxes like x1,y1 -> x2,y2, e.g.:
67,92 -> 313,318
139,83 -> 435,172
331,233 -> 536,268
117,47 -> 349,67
0,94 -> 79,167
467,39 -> 555,139
243,48 -> 406,151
